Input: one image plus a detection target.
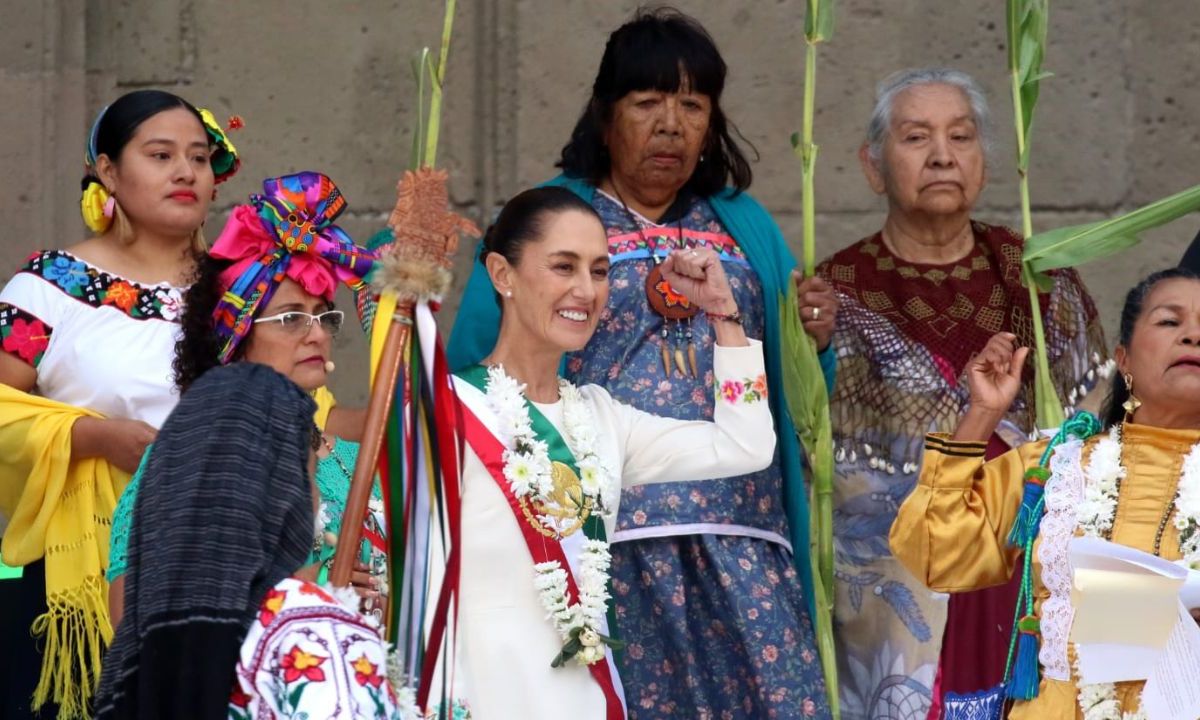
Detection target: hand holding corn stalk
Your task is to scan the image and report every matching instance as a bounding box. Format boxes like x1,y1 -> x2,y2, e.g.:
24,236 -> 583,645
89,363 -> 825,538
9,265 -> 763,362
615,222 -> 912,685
1009,0 -> 1200,427
781,0 -> 839,716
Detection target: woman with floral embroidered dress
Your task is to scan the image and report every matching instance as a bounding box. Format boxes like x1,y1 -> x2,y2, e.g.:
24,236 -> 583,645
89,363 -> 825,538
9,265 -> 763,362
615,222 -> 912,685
448,10 -> 834,717
95,362 -> 405,720
890,267 -> 1200,719
0,89 -> 239,720
817,68 -> 1108,720
442,184 -> 774,718
106,172 -> 386,628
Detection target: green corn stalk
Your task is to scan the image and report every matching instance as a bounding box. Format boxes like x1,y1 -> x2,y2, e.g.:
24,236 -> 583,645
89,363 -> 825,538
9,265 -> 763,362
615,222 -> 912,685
1007,0 -> 1061,428
1023,184 -> 1200,287
409,0 -> 458,170
783,0 -> 839,716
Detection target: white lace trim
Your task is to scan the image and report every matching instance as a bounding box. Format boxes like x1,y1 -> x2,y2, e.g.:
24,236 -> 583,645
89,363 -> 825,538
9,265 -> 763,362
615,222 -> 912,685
1037,438 -> 1085,681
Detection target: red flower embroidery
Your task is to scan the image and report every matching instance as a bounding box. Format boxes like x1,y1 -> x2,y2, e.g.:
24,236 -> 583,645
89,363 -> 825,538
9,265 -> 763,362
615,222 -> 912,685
720,379 -> 744,404
751,374 -> 768,398
2,318 -> 49,364
229,686 -> 252,708
103,281 -> 139,312
297,581 -> 335,603
351,654 -> 383,688
281,645 -> 327,684
258,588 -> 286,626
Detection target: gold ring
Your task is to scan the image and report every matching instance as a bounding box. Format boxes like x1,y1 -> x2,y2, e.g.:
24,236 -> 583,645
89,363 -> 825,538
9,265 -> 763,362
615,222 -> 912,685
812,306 -> 821,320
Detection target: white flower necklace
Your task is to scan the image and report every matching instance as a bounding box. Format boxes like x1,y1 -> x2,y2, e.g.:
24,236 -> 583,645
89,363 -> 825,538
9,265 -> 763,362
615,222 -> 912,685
1074,424 -> 1200,720
482,364 -> 621,666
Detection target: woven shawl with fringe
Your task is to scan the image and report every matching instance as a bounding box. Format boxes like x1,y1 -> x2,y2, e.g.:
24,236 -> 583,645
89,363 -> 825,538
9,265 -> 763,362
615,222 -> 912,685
0,382 -> 130,719
94,362 -> 315,719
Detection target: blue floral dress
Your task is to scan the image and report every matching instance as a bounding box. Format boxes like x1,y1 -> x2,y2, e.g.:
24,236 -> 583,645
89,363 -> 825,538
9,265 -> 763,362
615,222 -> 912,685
564,191 -> 830,719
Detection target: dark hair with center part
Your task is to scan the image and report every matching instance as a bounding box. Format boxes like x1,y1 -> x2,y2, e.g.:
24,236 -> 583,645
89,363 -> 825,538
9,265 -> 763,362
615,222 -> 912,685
83,90 -> 205,188
1102,266 -> 1200,428
557,6 -> 754,196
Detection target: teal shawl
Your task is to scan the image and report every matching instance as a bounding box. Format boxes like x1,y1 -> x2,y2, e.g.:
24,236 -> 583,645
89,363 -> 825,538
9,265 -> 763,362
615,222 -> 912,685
446,174 -> 835,615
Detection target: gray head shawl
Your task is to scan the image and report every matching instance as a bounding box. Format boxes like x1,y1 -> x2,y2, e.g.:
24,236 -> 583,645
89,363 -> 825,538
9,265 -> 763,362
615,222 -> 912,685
95,362 -> 317,720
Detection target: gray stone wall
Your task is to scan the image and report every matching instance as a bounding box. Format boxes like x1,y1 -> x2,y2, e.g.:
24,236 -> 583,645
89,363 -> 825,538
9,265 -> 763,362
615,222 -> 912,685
6,0 -> 1198,404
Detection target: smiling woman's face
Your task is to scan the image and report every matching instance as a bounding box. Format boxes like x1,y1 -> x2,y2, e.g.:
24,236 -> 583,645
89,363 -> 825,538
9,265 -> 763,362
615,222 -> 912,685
864,83 -> 986,220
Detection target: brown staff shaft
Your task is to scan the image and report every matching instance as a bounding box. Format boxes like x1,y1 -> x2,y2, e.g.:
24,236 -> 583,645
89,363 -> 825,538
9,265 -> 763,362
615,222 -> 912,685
330,300 -> 415,587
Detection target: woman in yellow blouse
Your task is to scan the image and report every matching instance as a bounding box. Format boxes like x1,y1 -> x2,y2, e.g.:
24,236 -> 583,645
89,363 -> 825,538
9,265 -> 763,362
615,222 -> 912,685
890,266 -> 1200,719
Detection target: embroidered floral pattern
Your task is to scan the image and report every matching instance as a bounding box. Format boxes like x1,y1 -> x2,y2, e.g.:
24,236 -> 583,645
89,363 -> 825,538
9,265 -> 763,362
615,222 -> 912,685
231,577 -> 414,719
281,646 -> 327,684
719,374 -> 768,405
0,304 -> 51,367
259,588 -> 286,626
21,250 -> 184,321
352,655 -> 383,689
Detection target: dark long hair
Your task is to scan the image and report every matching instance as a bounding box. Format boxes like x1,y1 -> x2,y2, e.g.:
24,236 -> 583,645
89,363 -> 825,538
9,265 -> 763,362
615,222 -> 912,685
1102,266 -> 1200,428
556,6 -> 755,197
173,254 -> 238,393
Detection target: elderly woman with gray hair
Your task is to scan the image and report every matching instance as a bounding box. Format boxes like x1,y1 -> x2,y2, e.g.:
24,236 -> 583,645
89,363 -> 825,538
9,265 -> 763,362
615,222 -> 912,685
817,69 -> 1108,720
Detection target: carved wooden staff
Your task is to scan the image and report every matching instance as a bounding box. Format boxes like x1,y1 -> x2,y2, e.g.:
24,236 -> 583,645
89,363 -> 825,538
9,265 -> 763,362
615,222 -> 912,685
329,168 -> 476,592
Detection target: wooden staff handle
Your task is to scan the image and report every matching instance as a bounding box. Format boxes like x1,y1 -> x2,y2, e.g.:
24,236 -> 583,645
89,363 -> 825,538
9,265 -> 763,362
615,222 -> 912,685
329,301 -> 415,587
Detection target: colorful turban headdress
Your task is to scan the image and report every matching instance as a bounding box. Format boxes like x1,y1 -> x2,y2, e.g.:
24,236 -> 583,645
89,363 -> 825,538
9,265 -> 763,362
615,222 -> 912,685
80,103 -> 241,234
210,171 -> 377,363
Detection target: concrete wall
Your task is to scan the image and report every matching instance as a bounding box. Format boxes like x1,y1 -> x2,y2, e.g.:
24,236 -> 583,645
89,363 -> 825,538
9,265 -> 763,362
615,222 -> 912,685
5,0 -> 1199,404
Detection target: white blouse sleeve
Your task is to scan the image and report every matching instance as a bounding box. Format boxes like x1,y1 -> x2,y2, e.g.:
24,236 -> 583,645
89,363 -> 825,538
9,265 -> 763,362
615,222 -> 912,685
0,265 -> 68,369
605,339 -> 776,487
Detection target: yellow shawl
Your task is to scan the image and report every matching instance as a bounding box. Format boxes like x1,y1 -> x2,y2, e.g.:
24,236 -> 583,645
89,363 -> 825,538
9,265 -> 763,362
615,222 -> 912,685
0,383 -> 130,719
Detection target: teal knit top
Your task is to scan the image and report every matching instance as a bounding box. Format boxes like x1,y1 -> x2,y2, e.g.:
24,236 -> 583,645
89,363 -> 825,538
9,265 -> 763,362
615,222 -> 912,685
107,437 -> 385,583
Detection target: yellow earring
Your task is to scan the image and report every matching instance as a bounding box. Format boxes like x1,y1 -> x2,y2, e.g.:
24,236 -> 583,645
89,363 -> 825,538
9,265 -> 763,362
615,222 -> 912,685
1122,373 -> 1141,423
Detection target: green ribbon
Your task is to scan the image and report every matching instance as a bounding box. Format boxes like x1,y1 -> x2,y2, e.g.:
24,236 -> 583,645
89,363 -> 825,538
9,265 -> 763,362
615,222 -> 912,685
457,365 -> 619,642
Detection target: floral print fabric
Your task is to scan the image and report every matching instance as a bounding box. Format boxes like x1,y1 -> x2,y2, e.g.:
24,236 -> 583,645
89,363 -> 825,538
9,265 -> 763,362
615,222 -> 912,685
567,192 -> 829,719
24,250 -> 185,320
0,250 -> 184,368
0,303 -> 51,367
229,577 -> 405,719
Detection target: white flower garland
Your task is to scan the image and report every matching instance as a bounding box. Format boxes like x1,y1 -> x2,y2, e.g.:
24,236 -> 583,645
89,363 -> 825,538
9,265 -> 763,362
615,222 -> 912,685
1073,426 -> 1200,720
483,365 -> 619,666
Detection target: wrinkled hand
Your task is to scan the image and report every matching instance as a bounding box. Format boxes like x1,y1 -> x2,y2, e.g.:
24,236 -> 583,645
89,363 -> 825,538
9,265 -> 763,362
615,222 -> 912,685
660,247 -> 738,314
792,271 -> 838,351
966,332 -> 1029,415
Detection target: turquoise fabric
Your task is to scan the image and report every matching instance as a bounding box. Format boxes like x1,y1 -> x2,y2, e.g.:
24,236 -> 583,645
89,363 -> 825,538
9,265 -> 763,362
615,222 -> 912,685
107,438 -> 382,583
446,174 -> 835,617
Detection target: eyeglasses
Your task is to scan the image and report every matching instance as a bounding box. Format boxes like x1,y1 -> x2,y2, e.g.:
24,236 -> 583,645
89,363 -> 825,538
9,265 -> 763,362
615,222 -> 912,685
252,310 -> 345,336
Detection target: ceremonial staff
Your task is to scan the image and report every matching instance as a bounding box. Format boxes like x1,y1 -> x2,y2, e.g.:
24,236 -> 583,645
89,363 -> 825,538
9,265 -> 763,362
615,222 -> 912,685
329,0 -> 478,712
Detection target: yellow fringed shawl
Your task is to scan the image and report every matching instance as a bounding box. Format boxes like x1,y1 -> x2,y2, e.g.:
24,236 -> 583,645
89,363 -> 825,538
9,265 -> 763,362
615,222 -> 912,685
0,383 -> 130,720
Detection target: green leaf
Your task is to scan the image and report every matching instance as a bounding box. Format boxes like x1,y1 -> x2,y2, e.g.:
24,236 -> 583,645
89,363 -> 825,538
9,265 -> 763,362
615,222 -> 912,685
804,0 -> 836,42
790,131 -> 801,149
778,286 -> 839,717
1024,183 -> 1200,273
287,681 -> 309,711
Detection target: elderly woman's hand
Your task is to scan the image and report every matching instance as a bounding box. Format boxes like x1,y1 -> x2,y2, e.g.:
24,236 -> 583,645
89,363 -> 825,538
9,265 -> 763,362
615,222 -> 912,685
660,247 -> 738,315
966,332 -> 1029,415
792,271 -> 838,351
